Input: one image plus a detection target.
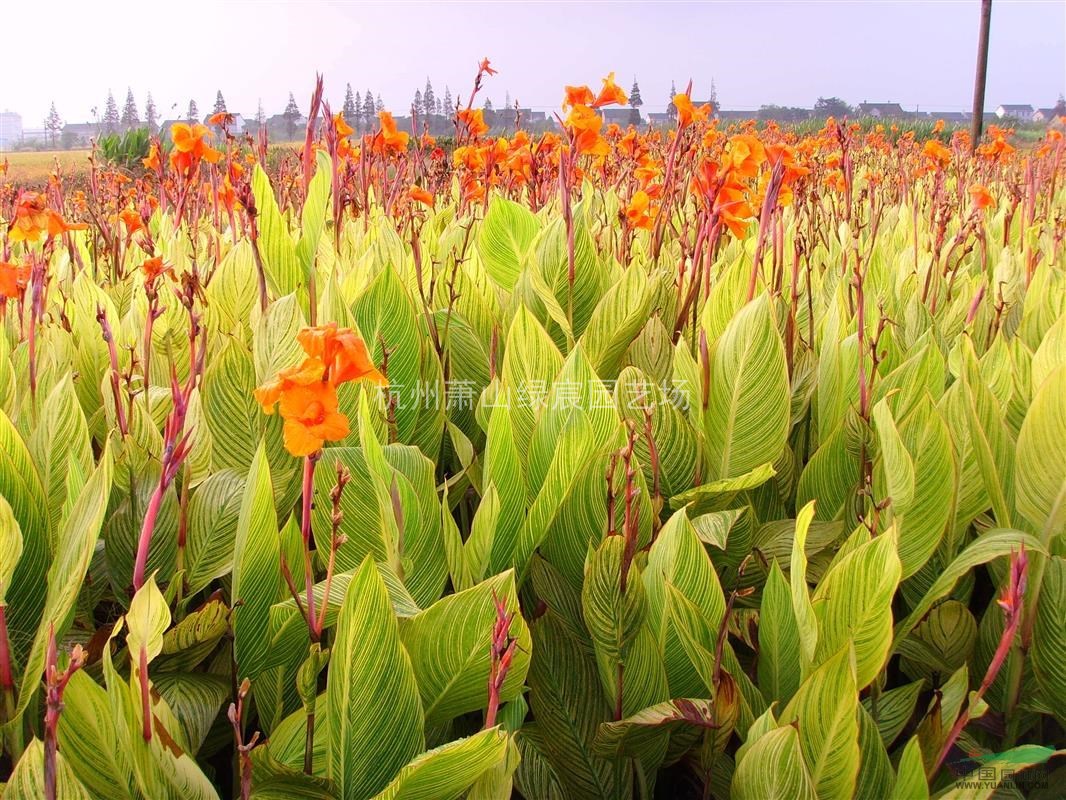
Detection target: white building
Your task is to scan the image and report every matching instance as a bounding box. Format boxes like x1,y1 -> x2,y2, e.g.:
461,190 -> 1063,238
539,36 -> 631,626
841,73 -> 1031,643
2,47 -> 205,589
995,104 -> 1034,120
0,111 -> 23,149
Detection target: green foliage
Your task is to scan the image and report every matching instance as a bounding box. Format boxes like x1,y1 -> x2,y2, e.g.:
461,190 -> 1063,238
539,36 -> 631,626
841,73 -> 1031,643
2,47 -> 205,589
98,127 -> 152,172
1,143 -> 1063,800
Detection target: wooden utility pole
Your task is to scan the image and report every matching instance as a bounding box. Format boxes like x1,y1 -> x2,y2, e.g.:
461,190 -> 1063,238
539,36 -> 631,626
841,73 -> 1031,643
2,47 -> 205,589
970,0 -> 993,152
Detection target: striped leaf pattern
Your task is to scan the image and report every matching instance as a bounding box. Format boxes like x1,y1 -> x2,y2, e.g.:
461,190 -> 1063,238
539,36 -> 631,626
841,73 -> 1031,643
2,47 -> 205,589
231,441 -> 281,681
732,726 -> 816,800
252,163 -> 302,296
327,558 -> 425,800
371,728 -> 510,800
400,571 -> 531,725
477,196 -> 539,291
780,646 -> 860,800
703,296 -> 790,481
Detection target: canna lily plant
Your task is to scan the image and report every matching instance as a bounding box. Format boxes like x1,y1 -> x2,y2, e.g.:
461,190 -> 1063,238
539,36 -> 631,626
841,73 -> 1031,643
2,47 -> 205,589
0,68 -> 1063,800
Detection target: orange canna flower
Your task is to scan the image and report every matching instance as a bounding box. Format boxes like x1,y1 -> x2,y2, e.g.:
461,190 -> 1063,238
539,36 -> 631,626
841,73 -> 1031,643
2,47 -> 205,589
255,357 -> 349,455
563,85 -> 595,110
922,139 -> 952,169
673,94 -> 710,128
592,73 -> 627,108
625,190 -> 655,230
968,183 -> 994,211
208,111 -> 235,130
120,208 -> 144,235
296,323 -> 387,386
565,104 -> 609,156
457,108 -> 490,138
256,325 -> 385,457
334,112 -> 354,137
715,183 -> 754,238
277,380 -> 350,457
255,357 -> 327,412
479,58 -> 497,76
977,134 -> 1015,162
409,184 -> 435,208
141,256 -> 171,284
617,128 -> 639,157
7,193 -> 53,243
218,175 -> 237,212
0,261 -> 31,298
376,111 -> 410,155
169,123 -> 222,174
143,142 -> 161,171
7,192 -> 88,243
726,134 -> 767,179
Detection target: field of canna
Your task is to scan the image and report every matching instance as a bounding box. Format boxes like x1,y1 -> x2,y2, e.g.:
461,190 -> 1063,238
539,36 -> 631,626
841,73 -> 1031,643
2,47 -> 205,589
0,67 -> 1065,799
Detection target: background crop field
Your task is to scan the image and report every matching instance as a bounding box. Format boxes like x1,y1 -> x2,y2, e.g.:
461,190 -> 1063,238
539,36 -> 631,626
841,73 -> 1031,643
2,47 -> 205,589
2,149 -> 92,183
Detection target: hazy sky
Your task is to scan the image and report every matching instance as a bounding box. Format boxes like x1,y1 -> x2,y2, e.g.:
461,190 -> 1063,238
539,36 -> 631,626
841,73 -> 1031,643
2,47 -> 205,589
5,0 -> 1064,127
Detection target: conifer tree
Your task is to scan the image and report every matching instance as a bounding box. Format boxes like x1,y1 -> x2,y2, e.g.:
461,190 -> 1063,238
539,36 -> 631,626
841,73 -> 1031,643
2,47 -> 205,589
363,89 -> 376,126
629,80 -> 643,108
423,79 -> 435,116
187,99 -> 199,123
343,84 -> 357,121
213,91 -> 227,115
283,92 -> 301,139
103,90 -> 120,133
121,88 -> 140,128
145,92 -> 158,134
44,102 -> 63,147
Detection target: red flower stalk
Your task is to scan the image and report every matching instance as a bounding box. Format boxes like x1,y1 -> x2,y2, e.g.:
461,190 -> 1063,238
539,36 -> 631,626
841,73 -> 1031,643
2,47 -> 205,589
43,625 -> 86,800
0,605 -> 16,728
936,546 -> 1028,772
484,592 -> 517,729
132,309 -> 205,592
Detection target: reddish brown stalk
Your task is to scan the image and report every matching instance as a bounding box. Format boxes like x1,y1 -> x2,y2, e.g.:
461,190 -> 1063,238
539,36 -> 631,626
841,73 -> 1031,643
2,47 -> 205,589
747,162 -> 785,301
619,423 -> 640,595
133,302 -> 204,591
0,605 -> 16,726
605,451 -> 621,536
302,75 -> 325,198
484,592 -> 517,729
27,258 -> 46,403
642,396 -> 664,540
96,306 -> 129,437
142,288 -> 164,402
651,85 -> 691,261
43,627 -> 85,800
935,547 -> 1027,772
300,453 -> 320,638
138,645 -> 152,741
228,678 -> 261,800
315,461 -> 350,639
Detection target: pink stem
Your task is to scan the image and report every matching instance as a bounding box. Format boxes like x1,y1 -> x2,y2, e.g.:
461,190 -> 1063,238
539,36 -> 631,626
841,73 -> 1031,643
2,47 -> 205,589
132,481 -> 165,591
